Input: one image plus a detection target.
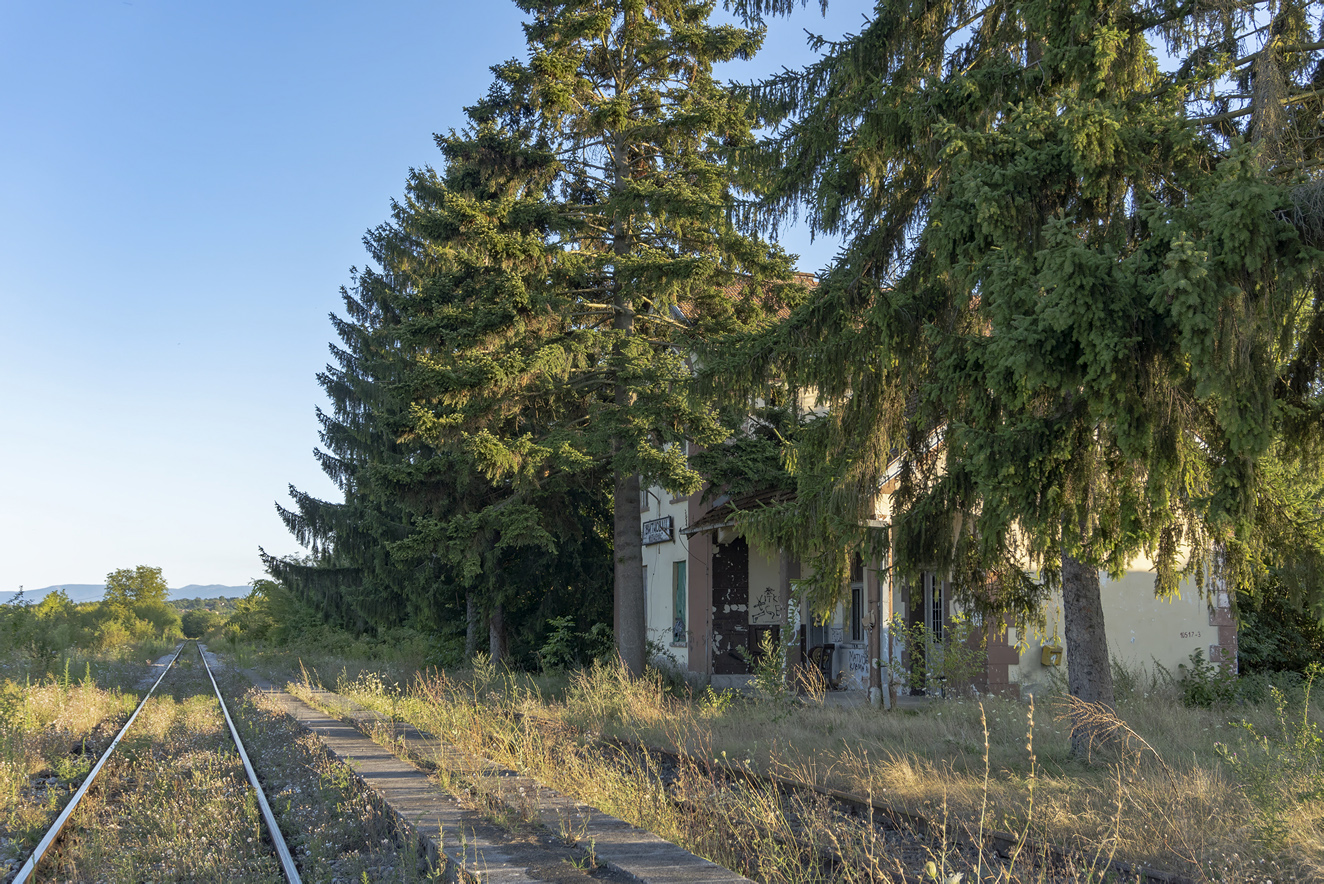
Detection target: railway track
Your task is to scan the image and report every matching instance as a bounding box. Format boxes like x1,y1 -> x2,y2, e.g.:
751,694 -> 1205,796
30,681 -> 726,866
10,642 -> 301,884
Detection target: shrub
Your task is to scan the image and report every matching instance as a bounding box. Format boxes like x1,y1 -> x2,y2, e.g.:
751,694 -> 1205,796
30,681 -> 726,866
1215,667 -> 1324,846
538,616 -> 614,671
885,611 -> 986,696
1175,649 -> 1240,707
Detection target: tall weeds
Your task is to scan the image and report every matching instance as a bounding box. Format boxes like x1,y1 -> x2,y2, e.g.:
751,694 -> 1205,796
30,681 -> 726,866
308,654 -> 1324,881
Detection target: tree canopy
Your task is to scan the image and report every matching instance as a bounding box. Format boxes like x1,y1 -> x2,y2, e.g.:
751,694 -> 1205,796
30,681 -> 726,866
103,566 -> 170,612
719,0 -> 1324,749
400,0 -> 806,672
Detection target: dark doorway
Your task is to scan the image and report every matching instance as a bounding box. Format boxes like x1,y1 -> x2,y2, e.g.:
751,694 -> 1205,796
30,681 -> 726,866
712,536 -> 750,675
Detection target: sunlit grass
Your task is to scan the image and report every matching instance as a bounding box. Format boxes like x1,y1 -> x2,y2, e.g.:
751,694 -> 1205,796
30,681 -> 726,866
279,653 -> 1324,882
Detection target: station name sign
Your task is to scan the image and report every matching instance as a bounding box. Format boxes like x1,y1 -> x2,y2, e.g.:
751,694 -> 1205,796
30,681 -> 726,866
641,516 -> 674,545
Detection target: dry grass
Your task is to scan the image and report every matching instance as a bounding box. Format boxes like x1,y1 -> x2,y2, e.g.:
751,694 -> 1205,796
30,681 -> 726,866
36,668 -> 284,882
0,675 -> 138,876
279,655 -> 1324,883
1,647 -> 437,883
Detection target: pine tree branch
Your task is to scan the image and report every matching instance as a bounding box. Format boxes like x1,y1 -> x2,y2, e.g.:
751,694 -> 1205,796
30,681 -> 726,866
1233,40 -> 1324,70
1191,105 -> 1253,126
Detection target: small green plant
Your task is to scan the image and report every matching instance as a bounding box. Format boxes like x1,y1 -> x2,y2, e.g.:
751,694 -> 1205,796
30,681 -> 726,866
537,618 -> 615,671
1175,649 -> 1238,708
539,617 -> 579,671
1215,665 -> 1324,846
699,684 -> 736,715
742,630 -> 795,713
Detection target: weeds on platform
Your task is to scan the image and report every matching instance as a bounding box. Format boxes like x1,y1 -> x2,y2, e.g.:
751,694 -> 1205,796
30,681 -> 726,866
308,656 -> 1324,882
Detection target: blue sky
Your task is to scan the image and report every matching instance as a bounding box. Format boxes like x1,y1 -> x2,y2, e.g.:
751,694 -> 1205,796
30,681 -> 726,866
0,1 -> 863,592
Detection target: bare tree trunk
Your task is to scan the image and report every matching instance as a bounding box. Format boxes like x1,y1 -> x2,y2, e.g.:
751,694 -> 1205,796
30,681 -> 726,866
1062,550 -> 1116,759
488,600 -> 508,664
608,127 -> 645,678
614,472 -> 646,675
465,591 -> 479,660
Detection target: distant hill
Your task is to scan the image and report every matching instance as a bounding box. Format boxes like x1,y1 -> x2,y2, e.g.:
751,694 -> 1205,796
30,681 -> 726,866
1,583 -> 252,605
171,584 -> 253,600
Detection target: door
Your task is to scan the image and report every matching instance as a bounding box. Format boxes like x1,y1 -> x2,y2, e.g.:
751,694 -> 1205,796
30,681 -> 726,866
711,536 -> 750,675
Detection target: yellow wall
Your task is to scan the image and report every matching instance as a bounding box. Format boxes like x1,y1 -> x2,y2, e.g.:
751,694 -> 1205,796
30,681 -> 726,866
1008,570 -> 1215,695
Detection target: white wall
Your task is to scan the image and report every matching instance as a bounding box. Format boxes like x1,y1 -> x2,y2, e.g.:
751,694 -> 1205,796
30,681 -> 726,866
640,483 -> 689,666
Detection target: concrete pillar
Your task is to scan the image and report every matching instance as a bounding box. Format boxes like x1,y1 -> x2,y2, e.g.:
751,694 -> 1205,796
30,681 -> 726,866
867,561 -> 882,707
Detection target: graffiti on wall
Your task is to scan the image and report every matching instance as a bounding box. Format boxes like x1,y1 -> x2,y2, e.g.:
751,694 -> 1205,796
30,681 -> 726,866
749,586 -> 781,624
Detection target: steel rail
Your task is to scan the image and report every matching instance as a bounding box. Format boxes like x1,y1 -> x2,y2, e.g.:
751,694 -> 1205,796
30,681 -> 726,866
11,642 -> 187,884
197,643 -> 302,884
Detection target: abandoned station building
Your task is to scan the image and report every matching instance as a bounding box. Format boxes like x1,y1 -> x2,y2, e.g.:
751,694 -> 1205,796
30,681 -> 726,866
639,473 -> 1237,706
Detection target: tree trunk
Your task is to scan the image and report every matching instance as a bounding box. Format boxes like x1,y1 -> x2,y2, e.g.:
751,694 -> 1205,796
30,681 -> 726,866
614,472 -> 646,675
607,127 -> 646,678
488,600 -> 508,664
465,591 -> 479,660
1061,550 -> 1116,759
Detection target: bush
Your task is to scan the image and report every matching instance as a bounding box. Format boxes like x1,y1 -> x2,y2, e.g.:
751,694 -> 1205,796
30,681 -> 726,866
181,609 -> 222,639
1239,591 -> 1324,676
885,611 -> 986,696
538,616 -> 614,671
1175,649 -> 1240,707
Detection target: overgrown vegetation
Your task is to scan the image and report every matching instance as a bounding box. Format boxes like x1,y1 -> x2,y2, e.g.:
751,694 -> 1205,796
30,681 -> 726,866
1,645 -> 434,881
0,567 -> 183,677
0,671 -> 139,877
265,652 -> 1320,881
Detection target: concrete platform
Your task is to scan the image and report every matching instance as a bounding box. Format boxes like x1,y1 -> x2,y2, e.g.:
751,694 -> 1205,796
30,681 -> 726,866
317,693 -> 754,884
229,663 -> 751,883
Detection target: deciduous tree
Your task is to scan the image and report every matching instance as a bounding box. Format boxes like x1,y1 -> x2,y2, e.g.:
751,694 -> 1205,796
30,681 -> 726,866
103,566 -> 169,612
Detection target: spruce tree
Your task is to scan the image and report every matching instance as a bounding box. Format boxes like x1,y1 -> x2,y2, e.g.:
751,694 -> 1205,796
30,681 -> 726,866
387,110 -> 616,662
268,109 -> 615,659
728,0 -> 1324,752
408,0 -> 803,674
264,253 -> 446,634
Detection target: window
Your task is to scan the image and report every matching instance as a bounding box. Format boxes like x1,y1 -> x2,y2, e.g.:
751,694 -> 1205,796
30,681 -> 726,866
850,582 -> 863,642
925,573 -> 945,642
672,561 -> 687,646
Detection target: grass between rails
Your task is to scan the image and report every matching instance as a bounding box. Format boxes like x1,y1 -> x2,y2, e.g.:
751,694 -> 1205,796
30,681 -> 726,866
269,651 -> 1323,883
1,645 -> 437,883
34,650 -> 284,883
